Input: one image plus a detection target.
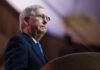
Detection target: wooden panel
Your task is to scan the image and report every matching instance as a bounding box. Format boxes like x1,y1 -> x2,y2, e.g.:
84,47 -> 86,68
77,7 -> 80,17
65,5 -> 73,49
0,0 -> 20,38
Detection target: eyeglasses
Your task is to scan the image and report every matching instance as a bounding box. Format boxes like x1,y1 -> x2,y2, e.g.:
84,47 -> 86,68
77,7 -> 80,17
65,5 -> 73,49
29,15 -> 50,22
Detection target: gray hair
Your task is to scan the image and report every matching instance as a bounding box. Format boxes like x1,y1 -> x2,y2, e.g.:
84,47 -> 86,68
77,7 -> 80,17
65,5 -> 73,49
19,5 -> 44,32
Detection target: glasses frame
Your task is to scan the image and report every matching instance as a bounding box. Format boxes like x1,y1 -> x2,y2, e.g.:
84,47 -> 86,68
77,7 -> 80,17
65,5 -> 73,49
28,15 -> 50,22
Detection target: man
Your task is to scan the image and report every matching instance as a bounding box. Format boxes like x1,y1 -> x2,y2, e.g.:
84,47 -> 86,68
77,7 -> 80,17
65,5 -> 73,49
5,5 -> 50,70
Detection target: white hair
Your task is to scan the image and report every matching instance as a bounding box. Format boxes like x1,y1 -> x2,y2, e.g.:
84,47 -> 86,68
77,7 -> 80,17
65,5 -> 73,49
19,5 -> 44,32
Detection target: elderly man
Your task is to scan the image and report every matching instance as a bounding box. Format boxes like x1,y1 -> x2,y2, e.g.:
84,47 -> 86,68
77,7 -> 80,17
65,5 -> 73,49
5,5 -> 50,70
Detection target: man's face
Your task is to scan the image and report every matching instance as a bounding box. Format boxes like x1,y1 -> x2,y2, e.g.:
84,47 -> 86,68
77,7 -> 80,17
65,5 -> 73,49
27,8 -> 49,36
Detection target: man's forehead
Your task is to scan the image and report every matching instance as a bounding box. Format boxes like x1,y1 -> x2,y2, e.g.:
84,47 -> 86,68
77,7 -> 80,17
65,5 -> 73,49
35,8 -> 47,15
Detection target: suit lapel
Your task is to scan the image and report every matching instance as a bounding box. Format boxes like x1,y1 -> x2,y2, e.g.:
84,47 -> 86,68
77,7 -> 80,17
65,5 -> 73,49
21,33 -> 47,64
32,44 -> 47,64
44,53 -> 48,63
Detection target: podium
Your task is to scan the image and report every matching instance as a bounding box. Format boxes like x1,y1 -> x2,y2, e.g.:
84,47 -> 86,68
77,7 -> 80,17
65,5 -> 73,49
41,52 -> 100,70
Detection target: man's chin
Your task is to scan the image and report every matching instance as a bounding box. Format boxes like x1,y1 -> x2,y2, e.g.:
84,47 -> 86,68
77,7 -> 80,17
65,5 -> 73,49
41,31 -> 47,34
38,30 -> 47,35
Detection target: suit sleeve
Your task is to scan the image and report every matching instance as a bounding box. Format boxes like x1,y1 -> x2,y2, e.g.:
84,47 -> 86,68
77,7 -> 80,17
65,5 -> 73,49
5,37 -> 28,70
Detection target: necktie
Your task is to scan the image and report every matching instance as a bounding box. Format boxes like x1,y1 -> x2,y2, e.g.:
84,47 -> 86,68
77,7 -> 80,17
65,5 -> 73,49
37,43 -> 44,56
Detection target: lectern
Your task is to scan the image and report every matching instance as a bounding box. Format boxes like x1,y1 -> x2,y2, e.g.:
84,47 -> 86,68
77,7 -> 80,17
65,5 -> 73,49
41,52 -> 100,70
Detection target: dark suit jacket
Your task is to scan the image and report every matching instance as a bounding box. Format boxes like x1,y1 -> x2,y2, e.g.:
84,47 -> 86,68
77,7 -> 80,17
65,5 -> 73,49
5,33 -> 48,70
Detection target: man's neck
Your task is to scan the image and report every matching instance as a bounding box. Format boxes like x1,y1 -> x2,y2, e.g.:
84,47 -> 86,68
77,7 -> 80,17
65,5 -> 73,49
23,31 -> 42,42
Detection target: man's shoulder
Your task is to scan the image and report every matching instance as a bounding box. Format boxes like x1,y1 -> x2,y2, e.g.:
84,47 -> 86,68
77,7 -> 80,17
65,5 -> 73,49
9,35 -> 23,42
7,33 -> 33,47
6,34 -> 29,50
8,33 -> 30,45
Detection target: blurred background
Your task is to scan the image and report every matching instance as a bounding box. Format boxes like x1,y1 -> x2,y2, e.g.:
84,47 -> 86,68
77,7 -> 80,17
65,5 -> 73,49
0,0 -> 100,70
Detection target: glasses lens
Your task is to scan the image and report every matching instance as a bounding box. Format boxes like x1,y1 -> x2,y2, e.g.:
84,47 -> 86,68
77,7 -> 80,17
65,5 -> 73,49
47,17 -> 50,21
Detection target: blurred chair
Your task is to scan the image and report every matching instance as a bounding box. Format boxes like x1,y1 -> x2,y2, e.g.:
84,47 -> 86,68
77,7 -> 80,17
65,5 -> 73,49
41,52 -> 100,70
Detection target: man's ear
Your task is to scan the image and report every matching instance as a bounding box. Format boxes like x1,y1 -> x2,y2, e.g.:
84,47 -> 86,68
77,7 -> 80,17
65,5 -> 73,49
24,20 -> 28,25
24,17 -> 29,25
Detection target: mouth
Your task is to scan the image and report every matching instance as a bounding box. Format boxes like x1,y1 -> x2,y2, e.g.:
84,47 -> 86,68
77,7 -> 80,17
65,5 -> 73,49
41,26 -> 46,28
40,26 -> 47,31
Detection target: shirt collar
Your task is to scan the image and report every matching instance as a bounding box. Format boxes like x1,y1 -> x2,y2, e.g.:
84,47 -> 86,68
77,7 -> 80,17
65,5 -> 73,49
31,37 -> 38,43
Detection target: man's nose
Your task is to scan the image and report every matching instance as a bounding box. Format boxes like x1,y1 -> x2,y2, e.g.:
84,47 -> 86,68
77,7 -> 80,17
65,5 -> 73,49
43,18 -> 47,24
